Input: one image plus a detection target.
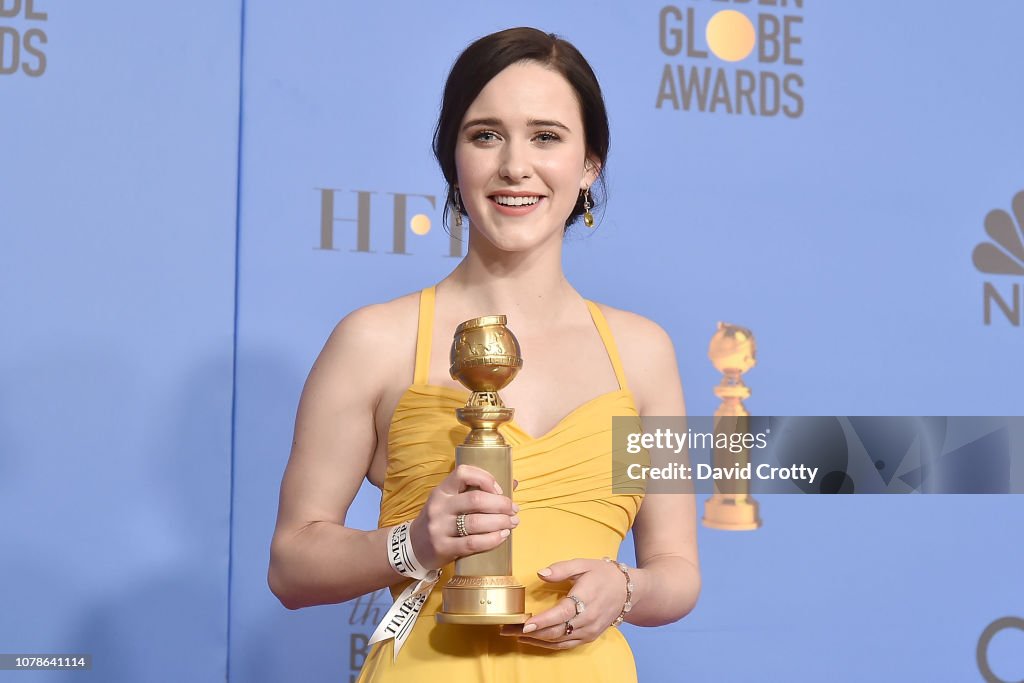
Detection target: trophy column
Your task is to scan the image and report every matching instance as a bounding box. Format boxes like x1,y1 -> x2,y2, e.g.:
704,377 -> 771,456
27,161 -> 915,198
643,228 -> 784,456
702,322 -> 762,531
435,316 -> 531,625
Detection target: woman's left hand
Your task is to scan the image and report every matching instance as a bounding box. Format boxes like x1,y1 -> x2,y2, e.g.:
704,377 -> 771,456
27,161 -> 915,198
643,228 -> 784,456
499,558 -> 627,650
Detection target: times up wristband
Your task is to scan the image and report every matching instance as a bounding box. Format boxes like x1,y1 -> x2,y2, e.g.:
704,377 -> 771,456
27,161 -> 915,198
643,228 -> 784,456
385,520 -> 432,580
369,520 -> 442,660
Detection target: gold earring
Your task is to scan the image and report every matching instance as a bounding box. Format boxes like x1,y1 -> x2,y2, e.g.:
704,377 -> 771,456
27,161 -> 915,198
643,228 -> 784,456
583,188 -> 594,228
452,188 -> 463,229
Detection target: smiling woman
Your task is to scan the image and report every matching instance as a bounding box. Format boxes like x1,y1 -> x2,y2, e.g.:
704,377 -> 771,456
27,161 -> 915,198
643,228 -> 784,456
433,28 -> 609,234
451,62 -> 598,253
268,27 -> 699,683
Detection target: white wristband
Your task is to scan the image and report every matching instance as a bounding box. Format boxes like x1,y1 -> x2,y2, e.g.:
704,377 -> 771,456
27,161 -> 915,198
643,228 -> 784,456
386,520 -> 432,580
370,520 -> 442,660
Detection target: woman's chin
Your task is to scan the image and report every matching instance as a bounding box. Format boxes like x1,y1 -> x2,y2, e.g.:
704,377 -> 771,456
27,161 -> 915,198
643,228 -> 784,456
473,227 -> 561,254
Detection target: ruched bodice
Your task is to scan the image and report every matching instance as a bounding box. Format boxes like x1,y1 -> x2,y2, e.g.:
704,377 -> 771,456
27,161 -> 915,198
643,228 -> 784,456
357,286 -> 644,683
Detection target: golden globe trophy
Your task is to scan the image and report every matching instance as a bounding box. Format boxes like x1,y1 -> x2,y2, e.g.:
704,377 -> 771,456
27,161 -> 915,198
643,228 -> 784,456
435,315 -> 531,625
702,322 -> 762,531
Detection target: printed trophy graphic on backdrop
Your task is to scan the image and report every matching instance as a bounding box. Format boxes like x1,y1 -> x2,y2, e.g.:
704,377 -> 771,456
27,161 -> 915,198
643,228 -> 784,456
435,316 -> 531,625
702,322 -> 762,531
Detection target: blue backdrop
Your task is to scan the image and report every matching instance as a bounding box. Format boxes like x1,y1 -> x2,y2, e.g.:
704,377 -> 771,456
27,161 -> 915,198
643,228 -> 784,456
3,1 -> 1023,681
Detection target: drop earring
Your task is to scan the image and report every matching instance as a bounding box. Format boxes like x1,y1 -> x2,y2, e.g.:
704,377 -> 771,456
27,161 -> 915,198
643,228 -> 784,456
452,188 -> 463,229
582,188 -> 594,228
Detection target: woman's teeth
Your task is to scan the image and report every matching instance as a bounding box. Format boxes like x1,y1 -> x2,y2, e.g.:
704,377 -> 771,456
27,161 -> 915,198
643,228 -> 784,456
492,196 -> 540,206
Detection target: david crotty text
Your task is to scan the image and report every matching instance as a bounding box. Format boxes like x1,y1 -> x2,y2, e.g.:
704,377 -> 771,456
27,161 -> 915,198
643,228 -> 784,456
627,462 -> 819,483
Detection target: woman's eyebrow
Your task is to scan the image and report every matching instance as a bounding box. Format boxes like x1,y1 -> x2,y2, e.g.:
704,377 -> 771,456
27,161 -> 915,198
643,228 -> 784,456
461,117 -> 502,131
461,118 -> 571,132
527,119 -> 570,132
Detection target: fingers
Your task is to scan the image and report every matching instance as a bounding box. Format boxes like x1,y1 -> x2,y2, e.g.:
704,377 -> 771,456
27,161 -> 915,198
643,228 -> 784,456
460,512 -> 520,536
514,599 -> 586,649
536,558 -> 589,582
419,465 -> 523,565
439,464 -> 503,496
454,527 -> 512,556
526,621 -> 581,643
428,508 -> 516,560
519,597 -> 579,640
497,560 -> 619,648
452,488 -> 518,516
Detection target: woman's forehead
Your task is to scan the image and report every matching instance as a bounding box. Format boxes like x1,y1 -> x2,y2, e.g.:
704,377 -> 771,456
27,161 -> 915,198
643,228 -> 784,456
463,62 -> 583,127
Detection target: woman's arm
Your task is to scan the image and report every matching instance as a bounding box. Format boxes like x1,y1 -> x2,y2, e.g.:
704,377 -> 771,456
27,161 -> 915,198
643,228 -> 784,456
268,301 -> 517,610
626,491 -> 701,626
620,315 -> 700,626
268,304 -> 401,609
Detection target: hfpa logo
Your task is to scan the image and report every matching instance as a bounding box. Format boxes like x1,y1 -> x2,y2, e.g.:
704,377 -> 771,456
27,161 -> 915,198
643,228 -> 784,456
973,190 -> 1024,325
316,187 -> 465,258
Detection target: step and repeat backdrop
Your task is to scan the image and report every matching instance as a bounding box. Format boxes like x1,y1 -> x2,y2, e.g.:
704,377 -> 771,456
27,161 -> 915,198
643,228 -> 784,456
1,2 -> 241,682
3,1 -> 1023,681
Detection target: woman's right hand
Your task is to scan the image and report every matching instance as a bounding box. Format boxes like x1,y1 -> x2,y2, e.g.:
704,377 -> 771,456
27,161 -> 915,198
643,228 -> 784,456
409,464 -> 520,570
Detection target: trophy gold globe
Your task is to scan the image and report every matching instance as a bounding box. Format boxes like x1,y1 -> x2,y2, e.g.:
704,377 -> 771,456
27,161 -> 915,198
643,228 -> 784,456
435,315 -> 531,625
702,322 -> 762,531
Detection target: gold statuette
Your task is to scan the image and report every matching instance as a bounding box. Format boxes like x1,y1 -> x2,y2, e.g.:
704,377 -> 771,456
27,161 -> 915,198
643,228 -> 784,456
703,322 -> 762,531
435,315 -> 531,625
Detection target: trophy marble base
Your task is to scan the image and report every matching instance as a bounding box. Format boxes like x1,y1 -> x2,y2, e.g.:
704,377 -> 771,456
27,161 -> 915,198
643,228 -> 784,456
703,495 -> 762,531
435,576 -> 530,624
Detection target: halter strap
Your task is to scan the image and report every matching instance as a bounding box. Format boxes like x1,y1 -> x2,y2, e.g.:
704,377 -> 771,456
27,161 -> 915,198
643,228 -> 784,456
413,286 -> 435,385
585,301 -> 629,391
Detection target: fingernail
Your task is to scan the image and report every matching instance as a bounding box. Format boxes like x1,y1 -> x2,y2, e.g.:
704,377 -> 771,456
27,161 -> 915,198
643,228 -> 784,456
500,529 -> 510,538
494,482 -> 503,495
522,623 -> 537,634
512,503 -> 520,513
537,567 -> 552,577
509,516 -> 520,525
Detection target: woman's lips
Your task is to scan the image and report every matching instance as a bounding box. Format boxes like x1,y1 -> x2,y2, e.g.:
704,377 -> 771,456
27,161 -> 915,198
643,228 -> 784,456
489,196 -> 544,216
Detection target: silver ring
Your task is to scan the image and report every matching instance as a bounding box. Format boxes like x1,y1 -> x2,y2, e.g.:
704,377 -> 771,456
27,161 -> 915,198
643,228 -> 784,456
456,513 -> 468,537
567,594 -> 586,616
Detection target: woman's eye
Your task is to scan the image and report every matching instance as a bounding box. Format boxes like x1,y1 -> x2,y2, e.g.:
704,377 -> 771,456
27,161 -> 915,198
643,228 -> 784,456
472,131 -> 499,142
535,132 -> 560,143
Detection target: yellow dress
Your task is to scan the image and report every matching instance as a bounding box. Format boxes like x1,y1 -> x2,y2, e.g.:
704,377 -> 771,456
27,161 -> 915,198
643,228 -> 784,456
357,286 -> 644,682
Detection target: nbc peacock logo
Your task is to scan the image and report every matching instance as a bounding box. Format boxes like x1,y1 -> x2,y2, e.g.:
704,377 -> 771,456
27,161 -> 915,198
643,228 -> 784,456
973,190 -> 1024,325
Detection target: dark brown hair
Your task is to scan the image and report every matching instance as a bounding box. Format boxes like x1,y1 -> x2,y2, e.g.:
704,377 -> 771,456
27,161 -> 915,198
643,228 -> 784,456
433,27 -> 610,232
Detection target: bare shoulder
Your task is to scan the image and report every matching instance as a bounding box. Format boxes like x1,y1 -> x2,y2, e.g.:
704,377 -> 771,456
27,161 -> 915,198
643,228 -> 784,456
321,292 -> 418,369
277,289 -> 422,528
593,304 -> 673,347
592,302 -> 685,416
300,291 -> 420,417
329,290 -> 418,346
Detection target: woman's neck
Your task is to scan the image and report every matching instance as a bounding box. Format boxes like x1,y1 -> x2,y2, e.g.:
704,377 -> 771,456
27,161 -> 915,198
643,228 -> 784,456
438,231 -> 580,324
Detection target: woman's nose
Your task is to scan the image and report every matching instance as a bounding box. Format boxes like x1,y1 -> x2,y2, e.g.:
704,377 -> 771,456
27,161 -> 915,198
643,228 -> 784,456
499,139 -> 532,181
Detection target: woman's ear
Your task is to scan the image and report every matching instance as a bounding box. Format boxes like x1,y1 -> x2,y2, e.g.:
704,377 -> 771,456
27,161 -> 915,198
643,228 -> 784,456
581,157 -> 601,189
